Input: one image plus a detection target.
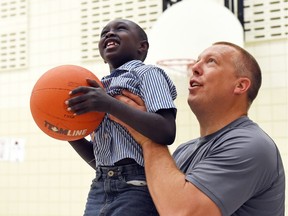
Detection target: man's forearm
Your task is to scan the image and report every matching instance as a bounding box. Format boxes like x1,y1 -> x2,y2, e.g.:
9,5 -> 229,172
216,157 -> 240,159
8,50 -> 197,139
142,142 -> 221,216
142,142 -> 188,215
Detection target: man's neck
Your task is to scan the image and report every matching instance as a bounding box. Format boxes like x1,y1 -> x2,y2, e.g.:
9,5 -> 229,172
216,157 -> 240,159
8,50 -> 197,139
198,112 -> 247,137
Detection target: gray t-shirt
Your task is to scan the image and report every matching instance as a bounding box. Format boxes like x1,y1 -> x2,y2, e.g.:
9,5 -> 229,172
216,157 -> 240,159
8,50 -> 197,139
173,116 -> 285,216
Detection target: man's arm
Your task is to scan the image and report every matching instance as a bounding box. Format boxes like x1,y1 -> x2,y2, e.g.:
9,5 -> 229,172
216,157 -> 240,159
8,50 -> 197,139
66,80 -> 176,145
68,138 -> 95,170
115,92 -> 222,216
141,141 -> 221,216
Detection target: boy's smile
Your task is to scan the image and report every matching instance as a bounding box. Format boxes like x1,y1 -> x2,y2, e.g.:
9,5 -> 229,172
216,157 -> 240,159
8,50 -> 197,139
104,38 -> 120,49
106,41 -> 119,49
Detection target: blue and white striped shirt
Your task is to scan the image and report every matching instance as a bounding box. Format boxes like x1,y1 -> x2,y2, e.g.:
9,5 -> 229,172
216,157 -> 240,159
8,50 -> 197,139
92,60 -> 177,167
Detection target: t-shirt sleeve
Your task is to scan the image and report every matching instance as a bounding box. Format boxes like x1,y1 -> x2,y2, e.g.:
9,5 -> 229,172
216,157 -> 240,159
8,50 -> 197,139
140,67 -> 177,113
184,129 -> 279,216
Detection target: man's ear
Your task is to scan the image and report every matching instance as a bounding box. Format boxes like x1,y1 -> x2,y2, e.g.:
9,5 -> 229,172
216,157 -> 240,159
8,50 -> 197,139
234,77 -> 251,95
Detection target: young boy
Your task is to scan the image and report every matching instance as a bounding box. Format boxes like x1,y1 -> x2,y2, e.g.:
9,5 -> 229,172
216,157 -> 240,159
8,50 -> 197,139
67,19 -> 177,216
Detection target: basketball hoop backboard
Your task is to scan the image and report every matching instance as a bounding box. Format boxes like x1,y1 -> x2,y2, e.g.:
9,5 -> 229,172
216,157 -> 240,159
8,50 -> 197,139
146,0 -> 244,76
156,58 -> 195,76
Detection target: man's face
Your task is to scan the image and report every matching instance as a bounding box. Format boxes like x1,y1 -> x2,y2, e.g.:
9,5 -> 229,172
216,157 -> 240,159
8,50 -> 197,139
187,45 -> 239,112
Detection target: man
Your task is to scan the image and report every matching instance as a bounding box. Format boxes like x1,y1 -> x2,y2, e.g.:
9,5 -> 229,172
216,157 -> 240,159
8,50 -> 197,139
115,42 -> 285,216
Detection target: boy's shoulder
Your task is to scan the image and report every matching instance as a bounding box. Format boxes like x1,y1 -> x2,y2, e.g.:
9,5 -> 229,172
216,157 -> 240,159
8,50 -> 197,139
120,60 -> 166,75
119,60 -> 144,69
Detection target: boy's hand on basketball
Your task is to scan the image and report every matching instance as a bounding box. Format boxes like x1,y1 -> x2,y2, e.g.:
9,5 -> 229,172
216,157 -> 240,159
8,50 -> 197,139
86,79 -> 101,88
66,78 -> 115,115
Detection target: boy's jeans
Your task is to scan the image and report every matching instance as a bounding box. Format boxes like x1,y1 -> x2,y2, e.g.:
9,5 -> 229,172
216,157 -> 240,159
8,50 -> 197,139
84,163 -> 159,216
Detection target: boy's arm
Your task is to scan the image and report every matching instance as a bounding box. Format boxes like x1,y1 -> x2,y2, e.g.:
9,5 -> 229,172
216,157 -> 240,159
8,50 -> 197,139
68,138 -> 96,170
67,80 -> 176,145
112,103 -> 176,145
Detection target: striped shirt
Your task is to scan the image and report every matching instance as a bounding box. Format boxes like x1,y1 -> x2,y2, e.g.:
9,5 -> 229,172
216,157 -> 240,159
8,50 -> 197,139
92,60 -> 177,167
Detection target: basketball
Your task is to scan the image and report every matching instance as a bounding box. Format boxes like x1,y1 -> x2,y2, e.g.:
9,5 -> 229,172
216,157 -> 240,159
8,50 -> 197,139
30,65 -> 105,141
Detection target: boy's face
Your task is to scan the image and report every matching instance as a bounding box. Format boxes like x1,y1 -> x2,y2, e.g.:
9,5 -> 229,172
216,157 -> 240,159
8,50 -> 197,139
99,19 -> 144,70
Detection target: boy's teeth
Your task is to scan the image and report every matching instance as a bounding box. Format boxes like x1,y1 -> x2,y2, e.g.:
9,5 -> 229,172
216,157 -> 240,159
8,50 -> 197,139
107,42 -> 118,47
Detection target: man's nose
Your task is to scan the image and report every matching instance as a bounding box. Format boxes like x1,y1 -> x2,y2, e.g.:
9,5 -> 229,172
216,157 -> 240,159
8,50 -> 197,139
187,60 -> 197,76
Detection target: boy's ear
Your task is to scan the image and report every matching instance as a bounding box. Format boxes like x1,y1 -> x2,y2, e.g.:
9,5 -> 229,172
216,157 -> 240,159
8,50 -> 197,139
138,40 -> 149,54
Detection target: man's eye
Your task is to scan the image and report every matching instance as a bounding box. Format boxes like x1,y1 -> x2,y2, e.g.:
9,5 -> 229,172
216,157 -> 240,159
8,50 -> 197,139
208,58 -> 215,63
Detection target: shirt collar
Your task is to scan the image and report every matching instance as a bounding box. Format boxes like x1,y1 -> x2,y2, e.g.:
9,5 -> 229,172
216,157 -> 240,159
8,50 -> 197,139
116,60 -> 144,71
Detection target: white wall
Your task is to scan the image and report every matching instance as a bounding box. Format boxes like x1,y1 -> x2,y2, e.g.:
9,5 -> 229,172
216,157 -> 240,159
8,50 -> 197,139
0,0 -> 287,215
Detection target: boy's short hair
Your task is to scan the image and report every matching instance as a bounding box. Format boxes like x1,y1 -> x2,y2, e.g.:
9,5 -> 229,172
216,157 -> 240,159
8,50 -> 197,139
128,20 -> 149,61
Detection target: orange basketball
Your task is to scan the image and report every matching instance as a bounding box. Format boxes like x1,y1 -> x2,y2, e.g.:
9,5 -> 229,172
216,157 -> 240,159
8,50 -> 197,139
30,65 -> 105,141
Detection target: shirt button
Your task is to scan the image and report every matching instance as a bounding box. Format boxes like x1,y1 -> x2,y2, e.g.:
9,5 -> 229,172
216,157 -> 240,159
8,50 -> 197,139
108,170 -> 114,177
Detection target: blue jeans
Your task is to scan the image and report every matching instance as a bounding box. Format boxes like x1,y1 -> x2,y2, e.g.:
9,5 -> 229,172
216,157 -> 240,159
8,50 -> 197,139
84,163 -> 159,216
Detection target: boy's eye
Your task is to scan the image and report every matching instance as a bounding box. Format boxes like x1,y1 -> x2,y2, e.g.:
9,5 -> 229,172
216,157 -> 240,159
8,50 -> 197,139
100,30 -> 108,38
117,25 -> 127,30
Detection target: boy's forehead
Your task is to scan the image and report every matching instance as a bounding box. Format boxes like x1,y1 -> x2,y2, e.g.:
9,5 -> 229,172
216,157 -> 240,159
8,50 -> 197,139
105,19 -> 134,28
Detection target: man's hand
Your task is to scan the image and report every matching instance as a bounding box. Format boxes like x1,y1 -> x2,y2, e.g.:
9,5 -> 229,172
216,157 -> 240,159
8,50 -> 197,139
112,90 -> 151,147
114,90 -> 146,112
